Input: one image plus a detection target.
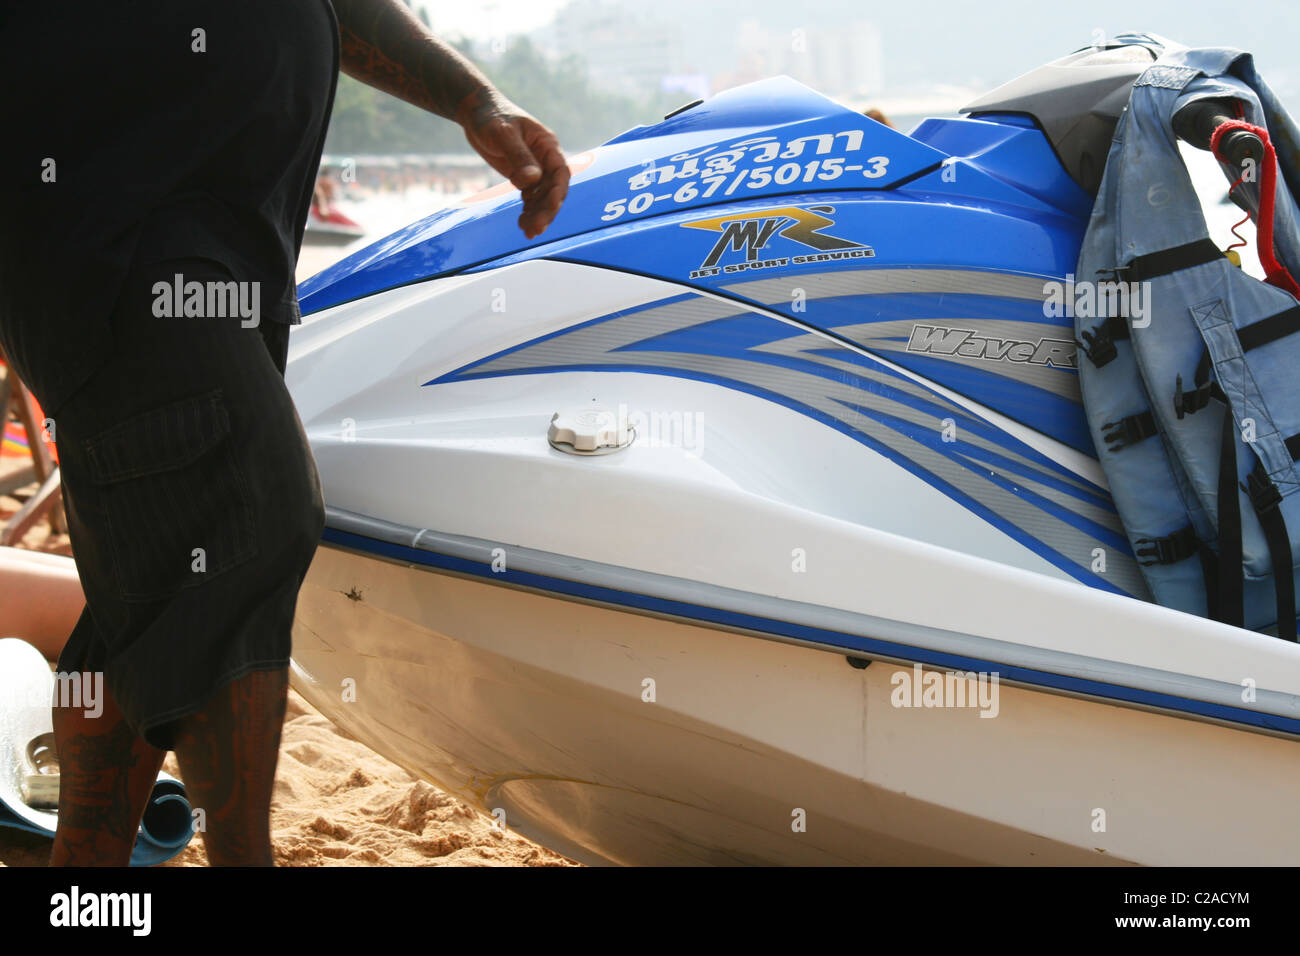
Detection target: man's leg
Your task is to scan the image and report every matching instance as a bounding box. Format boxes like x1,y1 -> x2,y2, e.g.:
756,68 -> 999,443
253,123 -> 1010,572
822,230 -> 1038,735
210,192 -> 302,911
45,258 -> 319,867
49,592 -> 294,871
171,667 -> 289,867
49,663 -> 167,866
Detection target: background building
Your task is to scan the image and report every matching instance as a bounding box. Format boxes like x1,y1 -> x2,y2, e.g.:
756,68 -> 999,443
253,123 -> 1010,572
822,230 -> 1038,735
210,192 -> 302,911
532,0 -> 883,104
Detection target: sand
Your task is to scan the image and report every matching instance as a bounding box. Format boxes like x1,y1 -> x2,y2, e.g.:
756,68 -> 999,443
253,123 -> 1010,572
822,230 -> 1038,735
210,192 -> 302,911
173,689 -> 575,867
0,686 -> 576,868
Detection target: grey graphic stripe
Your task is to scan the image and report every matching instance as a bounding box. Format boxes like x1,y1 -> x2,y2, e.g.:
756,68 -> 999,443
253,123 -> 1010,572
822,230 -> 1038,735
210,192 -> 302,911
472,295 -> 741,373
788,348 -> 1105,501
722,268 -> 1053,304
455,295 -> 1144,596
830,318 -> 1082,401
752,331 -> 972,416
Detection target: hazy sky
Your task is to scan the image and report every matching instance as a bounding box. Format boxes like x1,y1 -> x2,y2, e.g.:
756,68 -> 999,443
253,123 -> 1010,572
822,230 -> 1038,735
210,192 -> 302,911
423,0 -> 566,39
421,0 -> 1300,98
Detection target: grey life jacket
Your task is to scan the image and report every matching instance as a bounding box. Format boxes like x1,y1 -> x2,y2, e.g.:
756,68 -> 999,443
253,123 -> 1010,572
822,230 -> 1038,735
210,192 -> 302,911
1076,38 -> 1300,639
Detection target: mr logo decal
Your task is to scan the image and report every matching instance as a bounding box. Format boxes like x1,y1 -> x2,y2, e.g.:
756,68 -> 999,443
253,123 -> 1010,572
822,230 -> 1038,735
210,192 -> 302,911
683,205 -> 873,279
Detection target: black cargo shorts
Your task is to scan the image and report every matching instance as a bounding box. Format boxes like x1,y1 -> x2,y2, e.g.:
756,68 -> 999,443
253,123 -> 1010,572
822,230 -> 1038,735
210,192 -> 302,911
53,256 -> 324,750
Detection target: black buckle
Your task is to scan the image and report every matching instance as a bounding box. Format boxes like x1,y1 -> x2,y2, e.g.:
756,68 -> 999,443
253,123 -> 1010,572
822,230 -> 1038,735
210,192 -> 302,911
1243,469 -> 1283,515
1102,411 -> 1157,451
1173,373 -> 1215,419
1135,527 -> 1199,566
1096,264 -> 1132,282
1077,327 -> 1118,368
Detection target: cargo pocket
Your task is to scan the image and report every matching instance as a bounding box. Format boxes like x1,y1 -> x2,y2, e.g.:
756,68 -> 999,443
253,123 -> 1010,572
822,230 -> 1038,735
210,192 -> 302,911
83,388 -> 258,602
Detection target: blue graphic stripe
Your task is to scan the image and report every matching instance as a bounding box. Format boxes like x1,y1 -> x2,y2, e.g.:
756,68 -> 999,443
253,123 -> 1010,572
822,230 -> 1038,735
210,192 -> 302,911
833,396 -> 1112,512
644,318 -> 1101,499
884,349 -> 1079,385
429,298 -> 1126,592
837,398 -> 1122,532
604,310 -> 1094,489
425,291 -> 700,386
977,464 -> 1132,553
806,342 -> 1083,421
743,289 -> 1096,455
799,291 -> 1062,327
845,348 -> 1093,456
823,403 -> 1127,590
805,347 -> 1098,491
613,310 -> 803,354
430,359 -> 1131,595
320,527 -> 1300,738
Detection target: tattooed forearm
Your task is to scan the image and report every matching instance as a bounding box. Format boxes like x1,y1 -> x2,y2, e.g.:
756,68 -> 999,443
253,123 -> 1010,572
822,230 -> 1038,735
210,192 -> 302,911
330,0 -> 570,239
331,0 -> 495,124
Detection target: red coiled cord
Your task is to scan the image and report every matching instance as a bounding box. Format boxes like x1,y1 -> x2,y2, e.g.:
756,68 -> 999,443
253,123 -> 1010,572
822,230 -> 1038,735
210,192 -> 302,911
1210,118 -> 1300,298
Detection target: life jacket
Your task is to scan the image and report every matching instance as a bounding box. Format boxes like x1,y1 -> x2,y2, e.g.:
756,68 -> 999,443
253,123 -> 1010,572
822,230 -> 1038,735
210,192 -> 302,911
1077,39 -> 1300,639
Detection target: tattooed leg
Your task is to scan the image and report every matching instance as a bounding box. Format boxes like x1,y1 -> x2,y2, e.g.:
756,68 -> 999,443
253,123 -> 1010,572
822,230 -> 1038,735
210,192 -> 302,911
50,688 -> 167,867
171,667 -> 288,867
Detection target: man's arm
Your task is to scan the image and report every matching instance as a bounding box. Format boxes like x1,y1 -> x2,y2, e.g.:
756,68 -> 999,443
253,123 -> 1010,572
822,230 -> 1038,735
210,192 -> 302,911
331,0 -> 569,238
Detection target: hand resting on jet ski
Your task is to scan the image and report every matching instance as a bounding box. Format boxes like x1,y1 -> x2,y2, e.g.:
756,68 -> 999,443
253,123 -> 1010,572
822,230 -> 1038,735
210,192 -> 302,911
333,0 -> 570,239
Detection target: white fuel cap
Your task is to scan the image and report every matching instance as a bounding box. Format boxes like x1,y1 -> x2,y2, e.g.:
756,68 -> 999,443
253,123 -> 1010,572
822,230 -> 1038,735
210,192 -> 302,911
548,406 -> 635,455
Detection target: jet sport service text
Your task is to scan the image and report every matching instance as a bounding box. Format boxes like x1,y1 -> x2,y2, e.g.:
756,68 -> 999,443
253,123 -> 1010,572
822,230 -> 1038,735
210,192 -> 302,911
684,205 -> 874,278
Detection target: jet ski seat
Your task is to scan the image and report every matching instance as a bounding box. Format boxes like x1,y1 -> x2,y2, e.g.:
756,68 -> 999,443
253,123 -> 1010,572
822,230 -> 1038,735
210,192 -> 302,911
961,39 -> 1160,195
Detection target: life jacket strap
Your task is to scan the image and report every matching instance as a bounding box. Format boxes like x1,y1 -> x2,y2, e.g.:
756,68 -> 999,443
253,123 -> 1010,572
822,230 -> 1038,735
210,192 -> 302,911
1134,525 -> 1201,566
1099,238 -> 1224,283
1217,412 -> 1245,626
1174,351 -> 1224,418
1238,304 -> 1300,352
1243,463 -> 1297,642
1102,410 -> 1157,450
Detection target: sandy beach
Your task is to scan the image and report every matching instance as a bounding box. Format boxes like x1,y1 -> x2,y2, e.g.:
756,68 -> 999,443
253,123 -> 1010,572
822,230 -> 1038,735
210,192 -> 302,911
0,685 -> 575,868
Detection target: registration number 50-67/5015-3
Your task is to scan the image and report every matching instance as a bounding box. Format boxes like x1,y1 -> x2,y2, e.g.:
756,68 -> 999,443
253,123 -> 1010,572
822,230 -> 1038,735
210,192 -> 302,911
599,156 -> 891,222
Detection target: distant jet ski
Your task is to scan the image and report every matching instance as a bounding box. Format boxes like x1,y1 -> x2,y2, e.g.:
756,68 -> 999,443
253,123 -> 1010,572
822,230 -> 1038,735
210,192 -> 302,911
304,202 -> 365,246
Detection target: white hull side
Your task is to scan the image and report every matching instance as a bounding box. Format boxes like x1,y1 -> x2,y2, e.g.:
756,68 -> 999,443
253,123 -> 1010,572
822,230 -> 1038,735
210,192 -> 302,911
291,545 -> 1300,866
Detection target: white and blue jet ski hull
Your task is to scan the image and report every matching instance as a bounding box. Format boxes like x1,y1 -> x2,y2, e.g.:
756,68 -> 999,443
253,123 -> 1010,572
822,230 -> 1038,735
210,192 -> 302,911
287,54 -> 1300,865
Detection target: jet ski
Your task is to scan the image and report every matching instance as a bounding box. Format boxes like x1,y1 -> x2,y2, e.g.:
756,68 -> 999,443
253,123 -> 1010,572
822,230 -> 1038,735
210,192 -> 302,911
286,37 -> 1300,866
303,203 -> 366,246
